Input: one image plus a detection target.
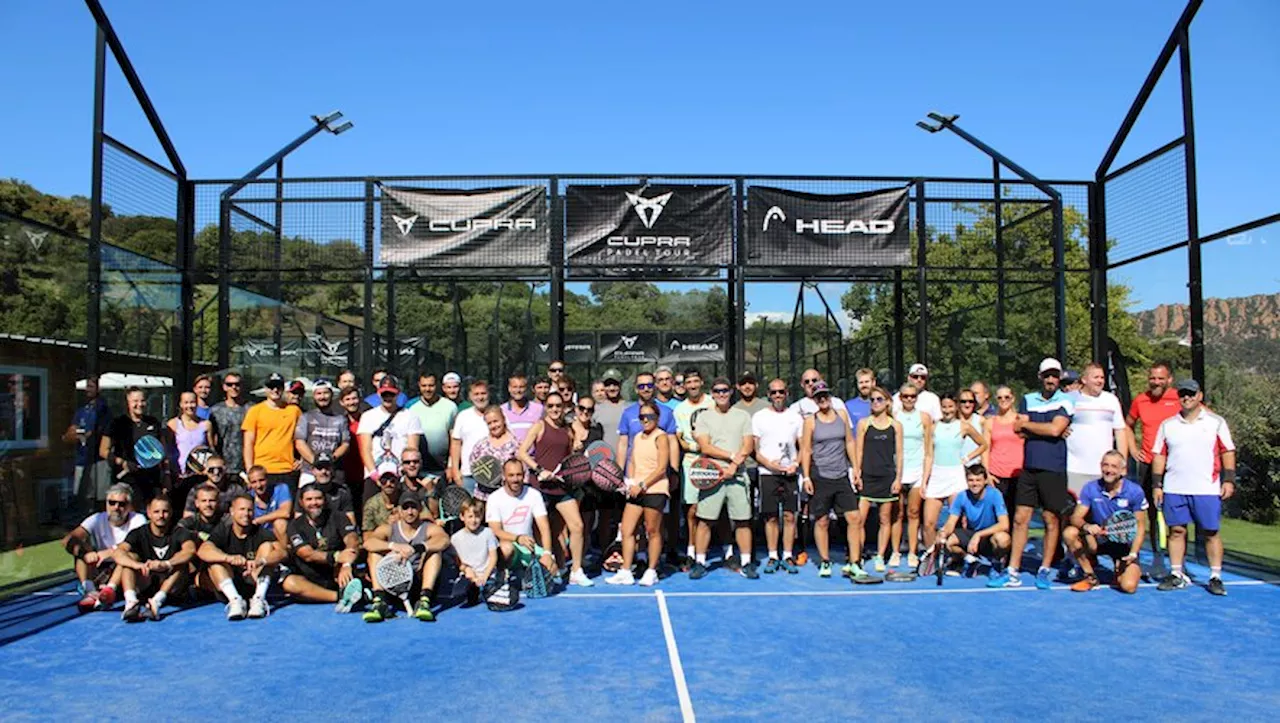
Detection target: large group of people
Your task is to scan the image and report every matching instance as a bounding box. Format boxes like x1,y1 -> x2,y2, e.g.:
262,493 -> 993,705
61,355 -> 1238,623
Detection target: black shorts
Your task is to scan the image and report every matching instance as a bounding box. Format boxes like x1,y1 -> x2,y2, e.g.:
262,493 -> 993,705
1085,534 -> 1133,561
1015,468 -> 1071,516
759,474 -> 798,517
861,474 -> 897,502
629,493 -> 667,511
810,474 -> 858,518
542,488 -> 584,507
954,528 -> 997,557
289,558 -> 338,589
581,484 -> 625,513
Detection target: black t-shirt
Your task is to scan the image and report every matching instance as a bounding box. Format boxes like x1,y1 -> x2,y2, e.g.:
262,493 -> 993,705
287,510 -> 356,559
177,512 -> 223,543
123,524 -> 193,564
311,483 -> 354,518
107,414 -> 164,483
183,482 -> 249,516
206,518 -> 275,559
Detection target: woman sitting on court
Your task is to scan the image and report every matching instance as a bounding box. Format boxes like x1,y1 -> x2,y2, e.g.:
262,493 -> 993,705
470,406 -> 520,502
853,386 -> 904,574
606,402 -> 669,586
920,392 -> 987,551
517,392 -> 593,587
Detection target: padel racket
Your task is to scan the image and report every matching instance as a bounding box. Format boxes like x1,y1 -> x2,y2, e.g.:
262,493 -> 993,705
1157,509 -> 1168,549
554,453 -> 593,490
688,456 -> 725,492
852,572 -> 884,585
374,554 -> 415,616
185,445 -> 214,476
591,459 -> 626,493
471,454 -> 503,493
885,570 -> 918,583
439,485 -> 472,525
934,542 -> 946,586
917,542 -> 947,586
1101,509 -> 1138,544
584,440 -> 615,469
119,434 -> 164,478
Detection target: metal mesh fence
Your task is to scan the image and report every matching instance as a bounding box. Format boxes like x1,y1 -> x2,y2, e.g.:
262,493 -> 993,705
1104,142 -> 1188,264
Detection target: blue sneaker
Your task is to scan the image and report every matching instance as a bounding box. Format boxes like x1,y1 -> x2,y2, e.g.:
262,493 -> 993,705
688,562 -> 708,580
762,558 -> 780,574
335,578 -> 364,613
782,558 -> 799,574
1035,568 -> 1053,590
986,571 -> 1009,588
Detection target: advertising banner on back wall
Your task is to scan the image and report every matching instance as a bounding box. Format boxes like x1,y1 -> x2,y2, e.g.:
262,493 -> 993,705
532,333 -> 596,364
746,185 -> 910,268
661,330 -> 726,364
597,332 -> 662,364
566,184 -> 732,270
380,185 -> 548,267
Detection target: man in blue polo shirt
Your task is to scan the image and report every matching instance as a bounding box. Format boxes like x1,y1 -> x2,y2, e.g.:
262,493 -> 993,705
1063,450 -> 1147,594
937,463 -> 1011,578
991,357 -> 1073,590
844,368 -> 876,429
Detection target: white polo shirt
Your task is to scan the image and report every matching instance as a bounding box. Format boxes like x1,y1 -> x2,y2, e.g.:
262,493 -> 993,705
1153,408 -> 1235,496
1066,390 -> 1127,475
450,407 -> 491,476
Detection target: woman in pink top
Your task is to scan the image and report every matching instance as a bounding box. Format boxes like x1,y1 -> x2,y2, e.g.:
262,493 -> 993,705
470,407 -> 519,502
983,385 -> 1024,518
167,391 -> 213,507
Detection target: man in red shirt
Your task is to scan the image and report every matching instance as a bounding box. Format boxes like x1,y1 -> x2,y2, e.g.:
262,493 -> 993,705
1125,362 -> 1180,576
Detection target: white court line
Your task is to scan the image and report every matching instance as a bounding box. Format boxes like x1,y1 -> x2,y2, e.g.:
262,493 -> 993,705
29,591 -> 77,597
656,590 -> 696,723
559,578 -> 1279,600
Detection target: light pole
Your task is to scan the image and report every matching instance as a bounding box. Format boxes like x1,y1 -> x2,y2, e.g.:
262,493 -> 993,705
917,112 -> 1067,364
216,112 -> 353,371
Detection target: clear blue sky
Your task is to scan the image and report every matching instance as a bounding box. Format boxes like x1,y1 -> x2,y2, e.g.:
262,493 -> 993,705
1,0 -> 1276,322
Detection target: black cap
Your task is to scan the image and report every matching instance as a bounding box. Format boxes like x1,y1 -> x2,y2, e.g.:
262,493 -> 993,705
1176,379 -> 1200,394
313,452 -> 333,468
399,489 -> 423,509
265,372 -> 285,388
737,370 -> 757,384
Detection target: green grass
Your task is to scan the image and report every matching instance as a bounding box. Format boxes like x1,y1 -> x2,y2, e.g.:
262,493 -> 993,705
1220,518 -> 1280,563
0,539 -> 72,589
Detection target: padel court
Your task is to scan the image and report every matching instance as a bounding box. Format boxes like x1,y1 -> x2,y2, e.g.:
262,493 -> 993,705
2,551 -> 1277,721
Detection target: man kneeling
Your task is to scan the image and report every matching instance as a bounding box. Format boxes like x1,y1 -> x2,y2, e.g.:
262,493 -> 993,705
282,486 -> 365,612
116,496 -> 198,622
937,464 -> 1011,578
362,490 -> 449,622
198,494 -> 285,619
1064,450 -> 1146,593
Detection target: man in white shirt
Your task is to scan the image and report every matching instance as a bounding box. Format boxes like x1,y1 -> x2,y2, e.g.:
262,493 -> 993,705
892,363 -> 942,421
753,379 -> 805,573
1152,379 -> 1236,596
789,368 -> 846,419
1066,363 -> 1129,493
64,483 -> 146,612
448,380 -> 493,493
357,376 -> 423,492
485,459 -> 557,574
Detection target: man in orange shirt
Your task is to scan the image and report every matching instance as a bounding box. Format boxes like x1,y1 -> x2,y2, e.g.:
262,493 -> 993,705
1125,362 -> 1180,577
242,373 -> 303,500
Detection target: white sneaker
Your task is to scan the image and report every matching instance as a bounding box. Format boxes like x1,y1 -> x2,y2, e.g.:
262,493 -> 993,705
247,596 -> 270,619
570,568 -> 595,587
225,598 -> 247,621
907,553 -> 919,568
637,569 -> 659,587
606,569 -> 636,586
889,553 -> 902,568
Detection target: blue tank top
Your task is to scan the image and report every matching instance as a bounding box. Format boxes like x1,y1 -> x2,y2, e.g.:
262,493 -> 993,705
933,419 -> 964,468
900,409 -> 925,468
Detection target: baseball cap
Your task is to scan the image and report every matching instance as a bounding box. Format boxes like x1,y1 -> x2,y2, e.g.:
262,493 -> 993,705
737,370 -> 758,384
1038,358 -> 1063,375
313,378 -> 334,391
442,372 -> 462,385
264,372 -> 285,388
378,470 -> 399,485
1176,379 -> 1201,394
288,379 -> 305,394
908,363 -> 929,377
313,452 -> 333,468
398,489 -> 424,509
602,368 -> 623,383
378,375 -> 400,395
811,380 -> 832,397
1061,369 -> 1080,384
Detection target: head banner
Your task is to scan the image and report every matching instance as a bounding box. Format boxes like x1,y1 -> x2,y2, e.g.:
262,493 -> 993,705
661,330 -> 726,363
380,185 -> 548,267
565,184 -> 732,271
747,185 -> 910,269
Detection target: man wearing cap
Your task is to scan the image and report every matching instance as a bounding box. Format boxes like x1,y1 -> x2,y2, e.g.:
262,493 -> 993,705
282,485 -> 364,611
357,376 -> 422,501
790,368 -> 845,419
439,372 -> 463,406
1061,370 -> 1083,395
691,377 -> 759,579
361,488 -> 449,622
500,373 -> 544,445
364,369 -> 408,409
1066,363 -> 1129,495
295,379 -> 351,489
362,471 -> 402,539
733,371 -> 769,536
844,368 -> 877,430
285,379 -> 305,408
241,373 -> 303,500
893,364 -> 942,422
1152,379 -> 1236,596
304,454 -> 356,525
654,366 -> 681,411
991,357 -> 1074,590
406,373 -> 457,477
674,370 -> 721,567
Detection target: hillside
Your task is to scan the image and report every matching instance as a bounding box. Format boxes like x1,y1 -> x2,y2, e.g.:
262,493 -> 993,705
1132,292 -> 1280,371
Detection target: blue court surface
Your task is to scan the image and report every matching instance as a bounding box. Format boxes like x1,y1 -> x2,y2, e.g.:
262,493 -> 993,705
2,554 -> 1277,722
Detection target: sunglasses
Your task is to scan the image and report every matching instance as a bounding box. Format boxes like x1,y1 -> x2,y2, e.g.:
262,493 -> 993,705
768,389 -> 787,397
636,382 -> 655,390
402,459 -> 421,465
639,413 -> 658,421
106,499 -> 127,507
546,403 -> 563,409
549,367 -> 565,373
711,387 -> 732,394
900,394 -> 917,399
1177,390 -> 1197,398
577,405 -> 594,413
871,396 -> 887,403
960,399 -> 976,405
802,378 -> 818,385
206,466 -> 225,474
1041,370 -> 1061,378
224,381 -> 241,388
910,374 -> 927,380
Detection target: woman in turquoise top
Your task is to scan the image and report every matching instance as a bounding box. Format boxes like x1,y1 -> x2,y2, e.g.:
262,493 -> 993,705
921,392 -> 986,551
892,382 -> 933,568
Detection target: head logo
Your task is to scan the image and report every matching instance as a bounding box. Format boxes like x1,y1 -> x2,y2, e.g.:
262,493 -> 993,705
621,335 -> 638,350
392,214 -> 418,236
625,191 -> 673,229
669,339 -> 681,349
762,206 -> 786,232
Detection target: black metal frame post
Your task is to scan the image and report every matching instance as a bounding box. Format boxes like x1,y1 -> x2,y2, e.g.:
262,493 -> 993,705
272,160 -> 284,367
892,269 -> 904,382
729,178 -> 746,380
87,27 -> 106,382
1089,180 -> 1108,366
362,180 -> 375,381
993,160 -> 1007,381
915,180 -> 928,365
386,267 -> 397,379
549,177 -> 565,362
1178,25 -> 1204,389
176,178 -> 195,390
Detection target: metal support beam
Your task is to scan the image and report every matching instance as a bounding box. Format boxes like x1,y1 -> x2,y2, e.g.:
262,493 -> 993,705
88,27 -> 106,382
730,178 -> 746,380
994,160 -> 1007,382
386,267 -> 397,379
549,177 -> 565,363
362,181 -> 375,381
1089,181 -> 1109,366
272,160 -> 284,368
1179,26 -> 1205,389
892,269 -> 904,382
915,180 -> 928,365
176,178 -> 195,391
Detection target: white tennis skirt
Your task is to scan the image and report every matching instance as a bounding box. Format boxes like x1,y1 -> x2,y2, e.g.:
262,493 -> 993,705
925,465 -> 966,500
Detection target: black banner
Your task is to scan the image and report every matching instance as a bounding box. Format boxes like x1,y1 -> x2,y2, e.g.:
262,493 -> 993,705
380,185 -> 548,267
661,330 -> 725,363
566,184 -> 732,269
1105,336 -> 1132,409
532,333 -> 595,364
597,332 -> 662,364
747,185 -> 910,268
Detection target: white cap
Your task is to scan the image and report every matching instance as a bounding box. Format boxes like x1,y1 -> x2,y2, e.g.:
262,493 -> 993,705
1038,357 -> 1062,374
442,372 -> 462,384
908,363 -> 928,376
